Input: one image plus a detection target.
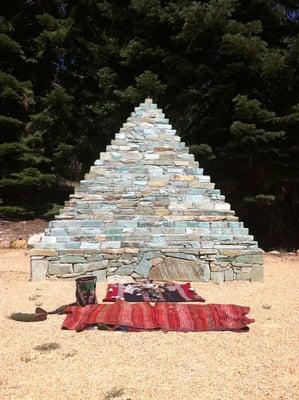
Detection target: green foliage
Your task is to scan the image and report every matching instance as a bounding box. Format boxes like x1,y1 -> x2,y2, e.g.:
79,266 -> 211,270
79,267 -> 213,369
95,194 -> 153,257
0,0 -> 298,248
189,144 -> 216,161
0,168 -> 56,188
244,195 -> 276,206
116,71 -> 166,104
0,206 -> 27,219
43,203 -> 63,219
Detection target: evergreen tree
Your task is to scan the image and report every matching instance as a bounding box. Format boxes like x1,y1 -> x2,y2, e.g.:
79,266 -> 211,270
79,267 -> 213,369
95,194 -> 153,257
0,1 -> 298,247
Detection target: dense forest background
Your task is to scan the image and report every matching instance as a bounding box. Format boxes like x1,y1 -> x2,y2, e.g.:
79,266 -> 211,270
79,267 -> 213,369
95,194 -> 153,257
0,0 -> 298,249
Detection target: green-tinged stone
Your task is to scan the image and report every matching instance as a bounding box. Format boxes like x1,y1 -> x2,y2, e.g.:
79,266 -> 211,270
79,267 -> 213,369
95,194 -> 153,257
235,270 -> 252,281
117,265 -> 137,275
31,259 -> 48,281
86,254 -> 103,262
224,268 -> 235,281
235,254 -> 263,264
251,264 -> 264,282
48,263 -> 72,275
92,270 -> 107,282
210,271 -> 224,284
135,258 -> 152,277
59,255 -> 86,263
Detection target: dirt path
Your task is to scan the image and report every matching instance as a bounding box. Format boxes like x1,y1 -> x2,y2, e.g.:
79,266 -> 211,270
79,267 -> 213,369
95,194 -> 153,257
0,250 -> 298,400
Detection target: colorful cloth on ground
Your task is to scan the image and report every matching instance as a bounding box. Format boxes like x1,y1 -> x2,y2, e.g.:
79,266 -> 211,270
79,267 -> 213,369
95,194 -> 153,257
103,282 -> 205,303
62,301 -> 254,332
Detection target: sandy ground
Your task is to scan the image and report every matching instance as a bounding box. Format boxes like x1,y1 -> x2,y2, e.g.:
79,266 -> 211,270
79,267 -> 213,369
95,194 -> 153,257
0,250 -> 298,400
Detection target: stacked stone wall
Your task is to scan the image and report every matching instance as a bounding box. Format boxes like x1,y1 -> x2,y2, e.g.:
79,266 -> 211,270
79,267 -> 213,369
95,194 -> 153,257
30,99 -> 263,282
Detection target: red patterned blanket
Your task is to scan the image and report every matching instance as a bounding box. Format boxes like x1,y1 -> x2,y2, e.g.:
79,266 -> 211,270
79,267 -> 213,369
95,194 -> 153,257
103,282 -> 205,302
62,301 -> 254,332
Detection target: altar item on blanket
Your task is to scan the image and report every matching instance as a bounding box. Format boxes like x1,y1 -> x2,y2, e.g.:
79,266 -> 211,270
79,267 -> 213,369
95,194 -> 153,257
76,276 -> 97,306
62,300 -> 255,332
103,281 -> 205,303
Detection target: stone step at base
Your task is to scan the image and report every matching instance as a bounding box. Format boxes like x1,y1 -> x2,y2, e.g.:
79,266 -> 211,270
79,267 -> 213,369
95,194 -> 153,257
49,219 -> 244,229
45,226 -> 249,236
43,234 -> 254,245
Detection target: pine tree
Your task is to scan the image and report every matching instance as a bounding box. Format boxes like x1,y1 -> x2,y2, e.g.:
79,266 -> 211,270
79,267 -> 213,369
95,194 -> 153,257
0,5 -> 56,218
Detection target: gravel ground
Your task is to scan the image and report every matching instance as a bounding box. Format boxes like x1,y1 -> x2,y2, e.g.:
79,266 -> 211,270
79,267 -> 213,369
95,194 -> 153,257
0,250 -> 298,400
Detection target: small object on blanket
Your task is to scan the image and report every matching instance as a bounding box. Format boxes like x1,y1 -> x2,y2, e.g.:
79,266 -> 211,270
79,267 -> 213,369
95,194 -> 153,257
62,300 -> 255,332
75,276 -> 97,306
103,281 -> 205,303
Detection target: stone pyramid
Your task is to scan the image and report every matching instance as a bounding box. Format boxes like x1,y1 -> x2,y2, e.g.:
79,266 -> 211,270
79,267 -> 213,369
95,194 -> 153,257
30,98 -> 263,282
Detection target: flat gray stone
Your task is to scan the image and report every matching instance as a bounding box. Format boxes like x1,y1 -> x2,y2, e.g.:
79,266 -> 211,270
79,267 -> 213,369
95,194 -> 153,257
48,263 -> 72,275
117,265 -> 137,275
31,259 -> 48,281
92,270 -> 107,282
135,257 -> 152,278
86,254 -> 103,262
198,263 -> 210,282
144,251 -> 161,259
59,255 -> 86,263
74,261 -> 108,273
251,264 -> 264,282
235,254 -> 263,264
149,257 -> 203,281
224,268 -> 235,281
211,271 -> 224,284
164,252 -> 197,261
235,268 -> 252,281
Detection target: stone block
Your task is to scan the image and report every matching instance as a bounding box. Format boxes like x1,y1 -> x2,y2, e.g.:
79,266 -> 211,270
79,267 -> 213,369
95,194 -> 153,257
198,263 -> 210,282
117,265 -> 137,275
234,267 -> 252,281
149,257 -> 204,281
235,254 -> 263,264
224,268 -> 234,281
86,254 -> 104,262
80,242 -> 100,249
30,249 -> 58,257
73,261 -> 108,273
211,271 -> 224,284
93,270 -> 107,282
101,241 -> 121,249
102,248 -> 125,254
31,258 -> 48,281
149,257 -> 163,266
48,263 -> 73,275
59,255 -> 86,263
135,257 -> 152,278
251,264 -> 264,282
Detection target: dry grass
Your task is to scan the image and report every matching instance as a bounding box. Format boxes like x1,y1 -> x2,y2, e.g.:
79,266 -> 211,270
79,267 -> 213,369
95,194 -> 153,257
0,249 -> 298,400
34,342 -> 61,352
104,387 -> 125,400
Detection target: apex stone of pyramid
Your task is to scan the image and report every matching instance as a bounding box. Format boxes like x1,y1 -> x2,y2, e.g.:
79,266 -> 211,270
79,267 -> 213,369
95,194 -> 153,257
30,99 -> 263,282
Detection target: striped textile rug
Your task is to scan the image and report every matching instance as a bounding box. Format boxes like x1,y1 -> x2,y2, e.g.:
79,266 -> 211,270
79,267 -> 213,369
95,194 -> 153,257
62,301 -> 254,332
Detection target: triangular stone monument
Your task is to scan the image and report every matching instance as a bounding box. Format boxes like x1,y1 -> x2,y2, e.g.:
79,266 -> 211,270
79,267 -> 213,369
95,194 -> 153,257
30,98 -> 263,282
